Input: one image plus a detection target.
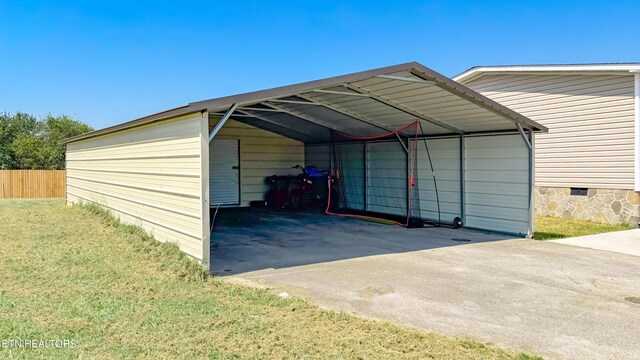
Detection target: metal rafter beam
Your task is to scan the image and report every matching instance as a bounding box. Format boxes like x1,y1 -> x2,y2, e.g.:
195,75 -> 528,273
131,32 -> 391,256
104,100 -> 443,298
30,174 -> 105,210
312,89 -> 369,97
342,83 -> 464,134
516,123 -> 532,150
296,94 -> 393,132
237,106 -> 284,113
208,103 -> 237,142
232,109 -> 326,143
374,75 -> 430,83
256,102 -> 347,133
211,112 -> 255,118
266,99 -> 323,106
395,133 -> 408,153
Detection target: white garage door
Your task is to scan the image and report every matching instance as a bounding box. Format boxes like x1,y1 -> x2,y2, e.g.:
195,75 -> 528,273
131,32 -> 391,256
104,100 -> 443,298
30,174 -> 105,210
210,139 -> 240,206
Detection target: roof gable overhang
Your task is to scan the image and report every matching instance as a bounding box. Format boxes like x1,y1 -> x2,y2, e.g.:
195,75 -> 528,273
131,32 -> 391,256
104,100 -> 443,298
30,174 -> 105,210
64,62 -> 547,144
454,63 -> 640,84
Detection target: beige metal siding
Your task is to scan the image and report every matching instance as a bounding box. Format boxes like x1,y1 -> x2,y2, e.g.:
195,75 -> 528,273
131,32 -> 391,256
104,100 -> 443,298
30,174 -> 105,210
305,136 -> 528,234
465,134 -> 530,235
414,137 -> 461,222
463,74 -> 635,189
339,142 -> 366,211
214,120 -> 304,206
66,112 -> 209,261
367,141 -> 406,216
305,138 -> 462,222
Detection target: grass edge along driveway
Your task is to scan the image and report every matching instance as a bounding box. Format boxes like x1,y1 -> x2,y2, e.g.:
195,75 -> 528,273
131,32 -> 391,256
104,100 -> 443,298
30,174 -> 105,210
534,215 -> 632,240
0,199 -> 540,359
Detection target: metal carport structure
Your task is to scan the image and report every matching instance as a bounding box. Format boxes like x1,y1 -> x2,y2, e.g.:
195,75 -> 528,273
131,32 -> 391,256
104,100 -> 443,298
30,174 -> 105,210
63,62 -> 547,269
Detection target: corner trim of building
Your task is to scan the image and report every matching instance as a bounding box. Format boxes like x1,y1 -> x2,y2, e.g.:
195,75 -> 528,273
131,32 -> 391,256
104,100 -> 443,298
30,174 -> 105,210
634,73 -> 640,191
200,111 -> 211,271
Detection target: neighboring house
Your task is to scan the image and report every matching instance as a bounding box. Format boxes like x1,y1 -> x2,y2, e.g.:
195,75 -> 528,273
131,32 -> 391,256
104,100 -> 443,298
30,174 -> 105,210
455,64 -> 640,226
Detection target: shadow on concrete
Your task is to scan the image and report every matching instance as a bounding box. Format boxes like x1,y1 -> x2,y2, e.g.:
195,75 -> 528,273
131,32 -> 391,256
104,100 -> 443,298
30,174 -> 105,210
209,207 -> 513,275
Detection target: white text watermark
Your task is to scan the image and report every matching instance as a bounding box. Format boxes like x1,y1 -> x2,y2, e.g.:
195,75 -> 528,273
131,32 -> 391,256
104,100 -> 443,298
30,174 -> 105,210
1,339 -> 77,349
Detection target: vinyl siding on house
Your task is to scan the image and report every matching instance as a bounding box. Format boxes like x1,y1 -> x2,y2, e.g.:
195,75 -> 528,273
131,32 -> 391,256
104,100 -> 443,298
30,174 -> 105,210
213,120 -> 305,206
66,112 -> 210,261
462,74 -> 635,190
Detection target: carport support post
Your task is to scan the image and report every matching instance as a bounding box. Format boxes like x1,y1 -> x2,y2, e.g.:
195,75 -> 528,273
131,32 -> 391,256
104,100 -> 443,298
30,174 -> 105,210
329,134 -> 334,175
200,110 -> 211,271
405,136 -> 411,221
459,134 -> 465,224
528,130 -> 535,238
517,124 -> 535,238
364,141 -> 368,212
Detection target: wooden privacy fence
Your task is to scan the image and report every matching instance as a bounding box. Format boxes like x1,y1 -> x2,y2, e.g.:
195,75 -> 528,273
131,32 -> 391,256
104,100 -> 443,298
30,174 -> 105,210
0,170 -> 66,198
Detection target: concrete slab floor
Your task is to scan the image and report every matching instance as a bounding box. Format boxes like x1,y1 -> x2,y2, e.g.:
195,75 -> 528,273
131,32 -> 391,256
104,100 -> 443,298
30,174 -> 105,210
551,229 -> 640,257
211,209 -> 640,360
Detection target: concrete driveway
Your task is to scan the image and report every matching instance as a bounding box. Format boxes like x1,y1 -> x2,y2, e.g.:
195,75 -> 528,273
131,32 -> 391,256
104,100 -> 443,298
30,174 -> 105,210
551,229 -> 640,257
212,210 -> 640,359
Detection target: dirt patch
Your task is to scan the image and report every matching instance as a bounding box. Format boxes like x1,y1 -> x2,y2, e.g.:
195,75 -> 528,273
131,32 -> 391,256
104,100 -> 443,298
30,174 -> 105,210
625,296 -> 640,304
359,286 -> 394,299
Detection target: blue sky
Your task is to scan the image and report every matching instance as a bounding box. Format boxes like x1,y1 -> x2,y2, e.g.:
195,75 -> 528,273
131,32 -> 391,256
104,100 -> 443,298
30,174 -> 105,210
1,1 -> 639,129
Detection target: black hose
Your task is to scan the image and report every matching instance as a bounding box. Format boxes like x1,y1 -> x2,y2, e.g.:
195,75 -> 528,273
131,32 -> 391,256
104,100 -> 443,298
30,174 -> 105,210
418,121 -> 442,225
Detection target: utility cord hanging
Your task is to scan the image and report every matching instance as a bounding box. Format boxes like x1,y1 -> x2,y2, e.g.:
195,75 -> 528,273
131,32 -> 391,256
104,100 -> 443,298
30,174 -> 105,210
418,121 -> 442,225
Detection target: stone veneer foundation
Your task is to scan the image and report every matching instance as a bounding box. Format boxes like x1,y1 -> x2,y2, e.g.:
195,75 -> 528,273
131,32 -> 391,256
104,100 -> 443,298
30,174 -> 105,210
535,187 -> 640,226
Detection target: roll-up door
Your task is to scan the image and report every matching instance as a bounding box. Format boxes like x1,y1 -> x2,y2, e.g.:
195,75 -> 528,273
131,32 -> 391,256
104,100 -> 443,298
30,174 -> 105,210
210,139 -> 240,206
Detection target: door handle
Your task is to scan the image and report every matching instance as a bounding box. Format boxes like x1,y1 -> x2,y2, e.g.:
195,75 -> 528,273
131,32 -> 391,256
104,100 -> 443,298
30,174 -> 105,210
232,166 -> 239,170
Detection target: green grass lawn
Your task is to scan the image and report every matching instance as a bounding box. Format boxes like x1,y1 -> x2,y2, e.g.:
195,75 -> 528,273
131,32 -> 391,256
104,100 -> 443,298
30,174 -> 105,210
0,199 -> 540,360
534,215 -> 633,240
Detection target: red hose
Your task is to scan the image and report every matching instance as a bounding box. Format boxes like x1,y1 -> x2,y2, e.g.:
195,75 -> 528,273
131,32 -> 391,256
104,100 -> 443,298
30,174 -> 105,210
325,175 -> 406,226
325,121 -> 420,227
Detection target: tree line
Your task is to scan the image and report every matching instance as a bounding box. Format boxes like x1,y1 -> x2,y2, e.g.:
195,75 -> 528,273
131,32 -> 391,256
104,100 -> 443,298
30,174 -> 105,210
0,112 -> 93,170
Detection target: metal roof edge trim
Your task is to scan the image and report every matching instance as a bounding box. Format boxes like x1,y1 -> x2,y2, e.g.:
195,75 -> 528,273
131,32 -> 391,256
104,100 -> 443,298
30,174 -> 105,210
454,64 -> 640,83
410,65 -> 548,133
63,60 -> 548,144
188,62 -> 422,112
62,62 -> 421,144
61,105 -> 197,144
